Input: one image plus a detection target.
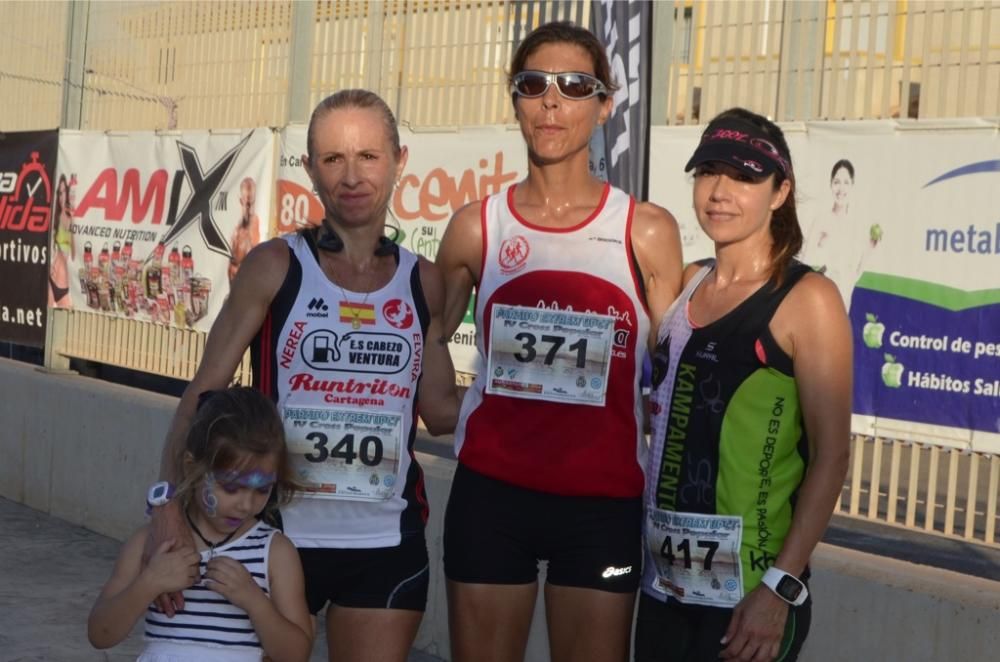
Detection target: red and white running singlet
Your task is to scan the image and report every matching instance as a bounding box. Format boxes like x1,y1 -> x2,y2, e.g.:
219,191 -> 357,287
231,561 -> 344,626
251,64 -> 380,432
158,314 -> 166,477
252,231 -> 429,548
455,183 -> 650,497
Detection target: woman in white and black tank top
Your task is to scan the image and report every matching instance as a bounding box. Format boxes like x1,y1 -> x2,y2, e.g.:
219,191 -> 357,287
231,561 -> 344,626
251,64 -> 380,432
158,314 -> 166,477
148,90 -> 461,662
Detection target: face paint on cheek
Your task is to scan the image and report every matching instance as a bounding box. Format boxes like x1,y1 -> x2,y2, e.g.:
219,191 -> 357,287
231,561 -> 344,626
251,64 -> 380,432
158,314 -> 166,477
202,473 -> 219,517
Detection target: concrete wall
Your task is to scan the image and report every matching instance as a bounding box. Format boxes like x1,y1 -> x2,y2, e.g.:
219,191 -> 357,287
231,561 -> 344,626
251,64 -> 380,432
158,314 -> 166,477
2,357 -> 997,661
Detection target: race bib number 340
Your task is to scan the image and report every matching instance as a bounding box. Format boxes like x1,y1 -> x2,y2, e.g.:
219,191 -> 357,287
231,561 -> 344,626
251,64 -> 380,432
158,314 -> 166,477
283,406 -> 402,501
485,304 -> 615,406
645,509 -> 744,608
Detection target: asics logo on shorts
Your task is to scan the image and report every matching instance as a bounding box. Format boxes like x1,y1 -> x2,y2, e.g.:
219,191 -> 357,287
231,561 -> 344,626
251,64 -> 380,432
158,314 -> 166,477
602,565 -> 633,578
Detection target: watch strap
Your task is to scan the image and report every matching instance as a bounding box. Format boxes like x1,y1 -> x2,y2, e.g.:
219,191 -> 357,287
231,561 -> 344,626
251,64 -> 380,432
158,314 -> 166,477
761,566 -> 808,606
145,481 -> 176,515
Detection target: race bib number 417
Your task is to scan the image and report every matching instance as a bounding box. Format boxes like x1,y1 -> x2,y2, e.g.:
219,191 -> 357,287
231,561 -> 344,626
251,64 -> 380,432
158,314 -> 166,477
645,508 -> 744,608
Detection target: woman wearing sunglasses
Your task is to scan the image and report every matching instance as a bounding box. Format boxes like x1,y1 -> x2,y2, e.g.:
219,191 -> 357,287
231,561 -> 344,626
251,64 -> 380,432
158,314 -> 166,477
635,108 -> 851,661
436,21 -> 682,662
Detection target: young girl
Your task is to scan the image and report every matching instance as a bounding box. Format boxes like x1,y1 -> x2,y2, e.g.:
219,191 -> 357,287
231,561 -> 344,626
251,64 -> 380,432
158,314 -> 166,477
88,387 -> 312,662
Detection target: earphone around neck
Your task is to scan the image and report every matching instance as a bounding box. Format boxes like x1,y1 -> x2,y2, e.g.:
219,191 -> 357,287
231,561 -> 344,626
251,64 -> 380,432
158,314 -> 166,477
316,223 -> 399,258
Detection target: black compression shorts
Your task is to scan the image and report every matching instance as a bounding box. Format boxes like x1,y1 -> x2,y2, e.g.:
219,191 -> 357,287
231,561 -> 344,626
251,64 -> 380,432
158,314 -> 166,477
443,463 -> 642,592
298,533 -> 429,612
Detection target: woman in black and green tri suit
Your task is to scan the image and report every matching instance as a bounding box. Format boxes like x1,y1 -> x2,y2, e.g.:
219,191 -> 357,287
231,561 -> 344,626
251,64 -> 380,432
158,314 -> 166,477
636,108 -> 851,662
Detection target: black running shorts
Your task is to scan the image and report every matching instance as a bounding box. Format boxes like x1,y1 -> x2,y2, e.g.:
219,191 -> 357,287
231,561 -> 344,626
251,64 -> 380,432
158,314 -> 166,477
298,533 -> 429,612
443,463 -> 642,593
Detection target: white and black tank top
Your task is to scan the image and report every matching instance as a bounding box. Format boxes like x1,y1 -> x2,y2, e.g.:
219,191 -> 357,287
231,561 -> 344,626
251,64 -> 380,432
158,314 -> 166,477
252,230 -> 429,549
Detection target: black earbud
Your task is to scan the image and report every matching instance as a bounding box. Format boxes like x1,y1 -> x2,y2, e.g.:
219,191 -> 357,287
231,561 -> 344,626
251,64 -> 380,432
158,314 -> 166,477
374,235 -> 399,258
316,225 -> 344,252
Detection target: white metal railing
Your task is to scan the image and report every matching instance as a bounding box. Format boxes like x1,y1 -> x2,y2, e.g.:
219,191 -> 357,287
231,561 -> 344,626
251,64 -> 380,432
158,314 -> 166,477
840,435 -> 999,548
51,308 -> 251,385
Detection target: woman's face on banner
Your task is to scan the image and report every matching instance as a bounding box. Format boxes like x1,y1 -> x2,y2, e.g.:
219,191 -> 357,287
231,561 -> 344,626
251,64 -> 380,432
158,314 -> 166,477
831,166 -> 853,207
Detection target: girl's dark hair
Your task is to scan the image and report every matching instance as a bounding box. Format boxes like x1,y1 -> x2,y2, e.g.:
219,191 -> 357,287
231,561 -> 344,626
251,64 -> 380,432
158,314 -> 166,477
306,89 -> 401,159
179,387 -> 296,511
508,21 -> 619,100
830,159 -> 855,182
703,107 -> 801,284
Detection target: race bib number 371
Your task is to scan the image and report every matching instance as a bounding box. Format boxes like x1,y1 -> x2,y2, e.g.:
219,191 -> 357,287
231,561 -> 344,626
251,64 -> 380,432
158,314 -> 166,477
485,304 -> 615,406
283,406 -> 402,501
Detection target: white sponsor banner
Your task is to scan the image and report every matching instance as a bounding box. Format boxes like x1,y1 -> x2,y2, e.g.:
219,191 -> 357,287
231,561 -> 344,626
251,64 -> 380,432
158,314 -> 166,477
276,125 -> 528,373
648,119 -> 1000,453
57,129 -> 274,332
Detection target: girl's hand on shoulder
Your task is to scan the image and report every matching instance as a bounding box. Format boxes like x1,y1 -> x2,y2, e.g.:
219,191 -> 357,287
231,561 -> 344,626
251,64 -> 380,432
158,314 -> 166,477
204,555 -> 264,611
141,539 -> 200,596
720,584 -> 789,662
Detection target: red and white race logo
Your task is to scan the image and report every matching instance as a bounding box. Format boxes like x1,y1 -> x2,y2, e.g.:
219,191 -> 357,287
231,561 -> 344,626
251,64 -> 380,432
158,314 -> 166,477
383,298 -> 414,329
498,235 -> 530,273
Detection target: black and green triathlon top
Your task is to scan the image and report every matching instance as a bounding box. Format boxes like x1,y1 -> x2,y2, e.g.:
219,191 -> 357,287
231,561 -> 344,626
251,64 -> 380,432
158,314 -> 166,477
641,259 -> 812,607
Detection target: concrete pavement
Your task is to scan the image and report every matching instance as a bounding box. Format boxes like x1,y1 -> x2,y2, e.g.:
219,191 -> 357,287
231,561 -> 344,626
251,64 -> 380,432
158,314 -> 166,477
0,496 -> 441,662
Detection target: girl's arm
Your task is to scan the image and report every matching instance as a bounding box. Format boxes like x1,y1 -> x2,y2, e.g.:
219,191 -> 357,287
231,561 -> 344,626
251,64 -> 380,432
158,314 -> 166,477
205,532 -> 312,662
88,528 -> 201,649
256,533 -> 312,661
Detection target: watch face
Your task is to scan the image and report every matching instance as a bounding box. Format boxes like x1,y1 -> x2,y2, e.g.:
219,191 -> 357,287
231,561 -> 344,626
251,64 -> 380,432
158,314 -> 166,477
776,575 -> 803,601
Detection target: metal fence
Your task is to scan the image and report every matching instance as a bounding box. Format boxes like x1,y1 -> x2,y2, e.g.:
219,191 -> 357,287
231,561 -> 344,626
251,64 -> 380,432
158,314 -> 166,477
51,308 -> 253,386
840,436 -> 999,548
658,0 -> 1000,124
2,1 -> 997,132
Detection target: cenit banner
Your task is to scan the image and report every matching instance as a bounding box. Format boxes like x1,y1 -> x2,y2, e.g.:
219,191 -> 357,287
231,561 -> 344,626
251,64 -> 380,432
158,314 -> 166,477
275,125 -> 528,374
647,119 -> 1000,454
591,0 -> 651,198
55,129 -> 274,333
0,129 -> 58,347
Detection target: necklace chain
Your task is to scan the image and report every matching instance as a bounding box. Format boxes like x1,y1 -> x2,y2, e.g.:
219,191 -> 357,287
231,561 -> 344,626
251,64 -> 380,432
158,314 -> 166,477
185,509 -> 240,558
333,260 -> 379,330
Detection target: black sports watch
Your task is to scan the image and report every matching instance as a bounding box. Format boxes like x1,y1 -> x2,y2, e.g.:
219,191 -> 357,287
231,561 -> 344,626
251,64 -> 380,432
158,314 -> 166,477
761,567 -> 808,606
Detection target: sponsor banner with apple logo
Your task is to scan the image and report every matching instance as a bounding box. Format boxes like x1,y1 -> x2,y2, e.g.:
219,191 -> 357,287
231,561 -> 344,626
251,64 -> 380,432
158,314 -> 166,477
843,119 -> 1000,451
275,125 -> 528,374
851,280 -> 1000,434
